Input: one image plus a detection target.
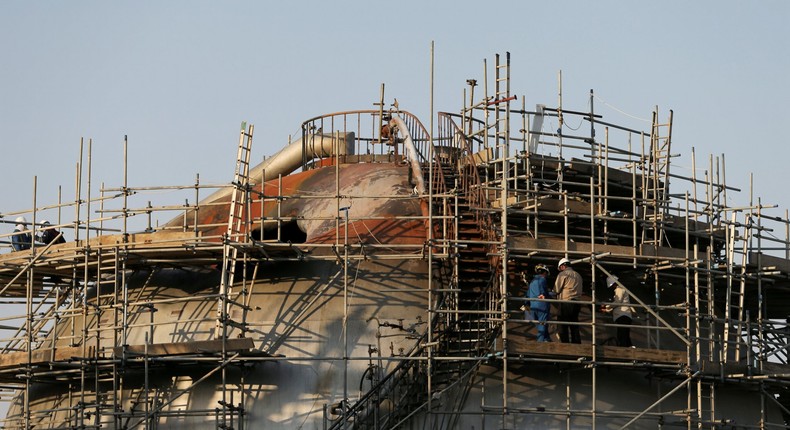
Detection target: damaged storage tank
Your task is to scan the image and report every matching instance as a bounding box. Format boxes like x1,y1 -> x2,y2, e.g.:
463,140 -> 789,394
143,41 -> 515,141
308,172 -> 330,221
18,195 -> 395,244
1,53 -> 790,428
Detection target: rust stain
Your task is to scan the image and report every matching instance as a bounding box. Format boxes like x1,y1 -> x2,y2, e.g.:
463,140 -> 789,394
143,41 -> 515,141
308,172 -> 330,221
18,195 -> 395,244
176,163 -> 428,246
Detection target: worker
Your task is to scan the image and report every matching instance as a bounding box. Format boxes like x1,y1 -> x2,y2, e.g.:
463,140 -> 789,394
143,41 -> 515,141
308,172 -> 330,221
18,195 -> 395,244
38,220 -> 65,245
555,257 -> 583,343
526,264 -> 553,342
604,275 -> 633,347
11,216 -> 32,251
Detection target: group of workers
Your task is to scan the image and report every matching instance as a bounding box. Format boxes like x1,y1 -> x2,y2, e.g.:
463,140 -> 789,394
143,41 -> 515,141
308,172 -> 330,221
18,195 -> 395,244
524,258 -> 634,347
9,216 -> 65,251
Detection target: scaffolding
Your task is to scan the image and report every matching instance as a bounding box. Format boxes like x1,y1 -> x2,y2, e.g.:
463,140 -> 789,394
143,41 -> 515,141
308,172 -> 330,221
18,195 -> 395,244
0,52 -> 790,429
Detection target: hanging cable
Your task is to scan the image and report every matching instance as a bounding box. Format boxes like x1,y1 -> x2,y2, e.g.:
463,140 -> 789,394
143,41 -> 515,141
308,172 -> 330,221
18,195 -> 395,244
593,93 -> 651,123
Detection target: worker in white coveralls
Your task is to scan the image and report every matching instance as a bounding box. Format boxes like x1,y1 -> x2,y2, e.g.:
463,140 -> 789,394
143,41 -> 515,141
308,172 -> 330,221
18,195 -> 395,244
603,275 -> 634,347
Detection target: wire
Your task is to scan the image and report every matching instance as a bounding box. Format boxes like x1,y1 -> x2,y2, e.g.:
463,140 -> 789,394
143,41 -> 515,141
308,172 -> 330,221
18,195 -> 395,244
562,115 -> 584,131
593,94 -> 651,123
358,220 -> 383,245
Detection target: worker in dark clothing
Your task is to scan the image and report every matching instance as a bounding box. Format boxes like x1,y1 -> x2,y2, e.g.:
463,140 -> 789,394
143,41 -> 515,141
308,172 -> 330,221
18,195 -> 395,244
38,220 -> 65,245
555,257 -> 583,343
11,216 -> 32,251
526,264 -> 553,342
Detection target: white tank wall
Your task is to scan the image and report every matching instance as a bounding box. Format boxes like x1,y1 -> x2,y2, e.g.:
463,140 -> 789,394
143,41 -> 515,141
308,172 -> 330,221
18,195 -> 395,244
420,363 -> 781,429
6,258 -> 432,429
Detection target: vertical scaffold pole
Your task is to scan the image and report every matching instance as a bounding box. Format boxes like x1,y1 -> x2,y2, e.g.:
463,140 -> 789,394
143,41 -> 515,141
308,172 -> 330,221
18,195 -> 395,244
427,40 -> 435,429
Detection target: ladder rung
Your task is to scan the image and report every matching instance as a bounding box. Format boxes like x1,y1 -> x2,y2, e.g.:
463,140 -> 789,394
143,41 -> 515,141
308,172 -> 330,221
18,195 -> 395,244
224,319 -> 247,330
225,298 -> 253,311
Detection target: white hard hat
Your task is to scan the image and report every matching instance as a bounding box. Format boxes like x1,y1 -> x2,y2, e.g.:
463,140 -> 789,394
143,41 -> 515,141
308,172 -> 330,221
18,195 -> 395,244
40,220 -> 50,226
15,216 -> 26,224
558,257 -> 571,269
606,275 -> 618,287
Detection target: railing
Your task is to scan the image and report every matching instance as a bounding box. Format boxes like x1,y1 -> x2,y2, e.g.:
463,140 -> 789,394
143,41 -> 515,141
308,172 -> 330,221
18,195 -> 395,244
299,110 -> 432,166
437,112 -> 497,246
325,320 -> 432,430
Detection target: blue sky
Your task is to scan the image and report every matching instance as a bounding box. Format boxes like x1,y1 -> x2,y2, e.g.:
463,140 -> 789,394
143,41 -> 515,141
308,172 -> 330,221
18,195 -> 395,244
1,1 -> 789,233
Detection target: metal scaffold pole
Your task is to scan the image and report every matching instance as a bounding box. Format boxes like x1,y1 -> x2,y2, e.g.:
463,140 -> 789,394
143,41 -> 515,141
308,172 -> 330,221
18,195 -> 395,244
2,51 -> 790,430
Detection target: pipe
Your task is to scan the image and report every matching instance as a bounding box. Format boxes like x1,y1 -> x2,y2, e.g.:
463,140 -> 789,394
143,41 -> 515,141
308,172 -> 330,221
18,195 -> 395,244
206,132 -> 355,205
390,115 -> 425,195
162,132 -> 355,229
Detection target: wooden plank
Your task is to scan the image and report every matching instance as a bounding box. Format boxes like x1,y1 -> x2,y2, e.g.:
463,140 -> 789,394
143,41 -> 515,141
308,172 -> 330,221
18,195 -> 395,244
568,158 -> 642,188
0,346 -> 95,369
0,338 -> 255,370
760,361 -> 790,375
90,231 -> 201,248
533,198 -> 603,215
640,244 -> 688,260
509,337 -> 686,365
0,231 -> 205,269
597,344 -> 686,364
462,148 -> 493,166
114,337 -> 254,357
749,252 -> 790,274
508,237 -> 636,258
528,154 -> 563,171
507,235 -> 700,262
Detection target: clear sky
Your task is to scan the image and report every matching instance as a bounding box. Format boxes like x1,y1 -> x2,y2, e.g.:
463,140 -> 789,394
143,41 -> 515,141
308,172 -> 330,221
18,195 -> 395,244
1,1 -> 789,234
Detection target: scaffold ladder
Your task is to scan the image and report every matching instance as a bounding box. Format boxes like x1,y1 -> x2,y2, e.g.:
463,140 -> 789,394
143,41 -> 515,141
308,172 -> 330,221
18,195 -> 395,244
490,53 -> 513,183
641,109 -> 673,247
696,380 -> 716,428
218,122 -> 254,340
723,212 -> 749,361
694,246 -> 716,365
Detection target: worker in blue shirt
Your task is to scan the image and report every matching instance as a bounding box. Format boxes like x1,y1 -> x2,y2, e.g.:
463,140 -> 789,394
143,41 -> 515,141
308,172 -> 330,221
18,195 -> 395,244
526,264 -> 553,342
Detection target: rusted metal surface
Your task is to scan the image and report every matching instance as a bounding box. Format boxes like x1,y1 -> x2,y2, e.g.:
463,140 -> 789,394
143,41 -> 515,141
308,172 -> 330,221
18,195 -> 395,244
170,162 -> 428,246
